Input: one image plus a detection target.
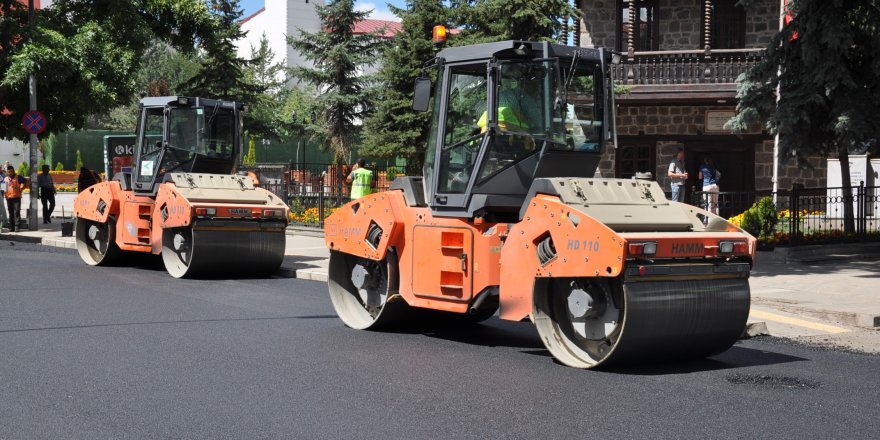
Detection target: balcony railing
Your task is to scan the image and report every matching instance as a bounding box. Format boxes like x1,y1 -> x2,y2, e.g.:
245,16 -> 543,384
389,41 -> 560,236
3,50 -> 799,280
613,48 -> 763,85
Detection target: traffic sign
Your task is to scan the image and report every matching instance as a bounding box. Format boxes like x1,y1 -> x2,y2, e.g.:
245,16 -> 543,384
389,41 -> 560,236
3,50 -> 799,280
22,110 -> 47,135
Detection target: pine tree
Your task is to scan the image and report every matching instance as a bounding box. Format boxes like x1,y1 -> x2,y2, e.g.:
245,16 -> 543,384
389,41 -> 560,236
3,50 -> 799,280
360,0 -> 448,168
449,0 -> 581,44
185,0 -> 251,101
243,34 -> 288,140
728,0 -> 880,234
288,0 -> 386,163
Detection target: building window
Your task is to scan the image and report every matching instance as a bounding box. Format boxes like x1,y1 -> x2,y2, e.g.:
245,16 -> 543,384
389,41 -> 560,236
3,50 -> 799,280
617,0 -> 660,52
616,143 -> 656,179
708,0 -> 746,49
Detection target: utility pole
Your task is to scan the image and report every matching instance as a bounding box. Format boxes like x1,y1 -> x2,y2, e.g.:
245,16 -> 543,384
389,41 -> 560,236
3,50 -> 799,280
27,0 -> 38,231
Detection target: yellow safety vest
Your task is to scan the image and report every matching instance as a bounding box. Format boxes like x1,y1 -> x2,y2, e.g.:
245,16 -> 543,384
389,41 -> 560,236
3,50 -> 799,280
477,106 -> 529,133
350,168 -> 374,199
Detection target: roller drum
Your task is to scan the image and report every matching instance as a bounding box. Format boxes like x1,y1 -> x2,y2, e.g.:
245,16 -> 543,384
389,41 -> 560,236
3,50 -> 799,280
534,275 -> 750,369
162,226 -> 285,278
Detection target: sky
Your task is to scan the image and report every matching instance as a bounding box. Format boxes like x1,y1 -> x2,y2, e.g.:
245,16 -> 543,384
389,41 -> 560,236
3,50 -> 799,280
239,0 -> 406,22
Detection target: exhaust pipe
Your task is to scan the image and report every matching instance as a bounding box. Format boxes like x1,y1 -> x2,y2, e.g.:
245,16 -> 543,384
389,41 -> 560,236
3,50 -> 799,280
469,287 -> 499,315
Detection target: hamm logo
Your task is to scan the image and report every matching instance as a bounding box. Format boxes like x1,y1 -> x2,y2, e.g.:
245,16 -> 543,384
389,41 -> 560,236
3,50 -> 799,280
670,242 -> 704,255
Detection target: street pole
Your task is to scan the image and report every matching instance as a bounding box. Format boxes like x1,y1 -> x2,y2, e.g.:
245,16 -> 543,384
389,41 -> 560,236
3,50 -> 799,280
28,0 -> 38,231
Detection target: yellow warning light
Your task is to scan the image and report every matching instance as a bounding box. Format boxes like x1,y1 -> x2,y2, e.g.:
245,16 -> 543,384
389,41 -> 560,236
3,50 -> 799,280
432,25 -> 448,47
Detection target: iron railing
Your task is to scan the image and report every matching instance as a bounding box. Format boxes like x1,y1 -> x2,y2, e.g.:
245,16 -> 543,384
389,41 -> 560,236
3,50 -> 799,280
240,162 -> 420,227
691,183 -> 880,246
613,48 -> 763,85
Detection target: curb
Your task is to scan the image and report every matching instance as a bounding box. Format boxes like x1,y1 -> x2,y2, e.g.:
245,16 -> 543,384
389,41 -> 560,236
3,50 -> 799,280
0,233 -> 43,244
286,226 -> 325,238
752,298 -> 880,329
742,321 -> 770,339
276,267 -> 329,282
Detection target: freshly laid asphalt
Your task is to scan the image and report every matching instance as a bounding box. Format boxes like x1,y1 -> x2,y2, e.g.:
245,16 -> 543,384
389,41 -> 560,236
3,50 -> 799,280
1,243 -> 879,439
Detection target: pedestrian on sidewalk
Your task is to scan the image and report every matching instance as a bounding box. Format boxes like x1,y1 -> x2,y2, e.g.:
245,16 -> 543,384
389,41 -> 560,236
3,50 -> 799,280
77,166 -> 101,193
37,164 -> 56,224
3,165 -> 27,232
699,155 -> 721,215
0,166 -> 7,229
667,146 -> 688,202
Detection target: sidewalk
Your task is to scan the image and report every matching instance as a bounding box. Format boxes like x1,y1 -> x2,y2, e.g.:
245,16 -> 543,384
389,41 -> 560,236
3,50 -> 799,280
3,223 -> 878,349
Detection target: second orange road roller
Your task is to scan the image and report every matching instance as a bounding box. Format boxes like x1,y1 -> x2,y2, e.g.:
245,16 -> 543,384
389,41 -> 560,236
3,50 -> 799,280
74,96 -> 288,278
323,41 -> 756,369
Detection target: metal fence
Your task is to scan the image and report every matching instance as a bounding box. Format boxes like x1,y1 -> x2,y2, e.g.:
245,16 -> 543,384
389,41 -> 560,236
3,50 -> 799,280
240,162 -> 420,227
242,163 -> 880,242
692,183 -> 880,246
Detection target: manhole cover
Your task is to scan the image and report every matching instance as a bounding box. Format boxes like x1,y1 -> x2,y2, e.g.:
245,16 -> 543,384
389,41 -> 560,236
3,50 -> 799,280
726,374 -> 820,390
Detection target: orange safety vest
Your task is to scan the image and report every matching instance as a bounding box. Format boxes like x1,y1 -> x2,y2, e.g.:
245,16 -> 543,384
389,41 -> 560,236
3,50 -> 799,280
4,175 -> 25,199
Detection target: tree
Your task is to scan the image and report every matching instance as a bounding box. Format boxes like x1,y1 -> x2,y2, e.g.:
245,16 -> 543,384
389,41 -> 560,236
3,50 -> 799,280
449,0 -> 581,44
0,0 -> 215,141
288,0 -> 386,163
360,0 -> 447,168
727,0 -> 880,234
89,41 -> 205,131
242,34 -> 289,140
184,0 -> 251,100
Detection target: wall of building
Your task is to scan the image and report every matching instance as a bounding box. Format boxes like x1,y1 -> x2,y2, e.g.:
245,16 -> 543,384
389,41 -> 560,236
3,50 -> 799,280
659,0 -> 702,50
596,104 -> 828,195
744,0 -> 780,48
580,0 -> 617,49
235,0 -> 325,81
580,0 -> 781,51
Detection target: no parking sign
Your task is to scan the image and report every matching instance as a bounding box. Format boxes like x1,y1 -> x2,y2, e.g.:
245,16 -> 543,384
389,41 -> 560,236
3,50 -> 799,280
21,110 -> 47,135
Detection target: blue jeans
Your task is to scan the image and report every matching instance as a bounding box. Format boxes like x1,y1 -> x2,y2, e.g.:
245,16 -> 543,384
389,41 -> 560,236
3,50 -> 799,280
671,184 -> 685,202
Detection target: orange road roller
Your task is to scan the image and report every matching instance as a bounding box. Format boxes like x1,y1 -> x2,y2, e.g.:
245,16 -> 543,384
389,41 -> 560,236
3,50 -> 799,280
323,41 -> 756,369
74,97 -> 288,278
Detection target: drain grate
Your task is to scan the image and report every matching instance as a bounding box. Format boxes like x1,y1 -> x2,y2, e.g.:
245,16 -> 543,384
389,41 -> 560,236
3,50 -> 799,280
726,374 -> 820,390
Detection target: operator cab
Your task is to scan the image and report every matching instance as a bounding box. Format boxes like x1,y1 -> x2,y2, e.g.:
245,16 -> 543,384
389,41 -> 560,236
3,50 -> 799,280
130,96 -> 244,194
415,41 -> 614,220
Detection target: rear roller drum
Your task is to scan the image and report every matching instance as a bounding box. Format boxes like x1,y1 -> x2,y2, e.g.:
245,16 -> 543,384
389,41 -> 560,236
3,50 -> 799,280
328,248 -> 406,330
75,217 -> 121,266
533,276 -> 750,369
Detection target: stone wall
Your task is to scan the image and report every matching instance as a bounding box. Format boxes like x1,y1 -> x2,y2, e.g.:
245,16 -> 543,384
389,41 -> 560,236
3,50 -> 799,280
744,0 -> 779,48
659,0 -> 702,50
616,104 -> 735,136
579,0 -> 780,51
595,105 -> 827,192
754,140 -> 828,191
580,0 -> 617,49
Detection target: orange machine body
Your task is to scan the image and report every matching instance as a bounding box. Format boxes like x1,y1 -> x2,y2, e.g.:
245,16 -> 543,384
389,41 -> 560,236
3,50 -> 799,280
325,190 -> 756,321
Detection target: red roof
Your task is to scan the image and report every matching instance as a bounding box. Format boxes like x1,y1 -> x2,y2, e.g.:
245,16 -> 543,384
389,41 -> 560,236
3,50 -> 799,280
240,7 -> 264,25
353,19 -> 402,39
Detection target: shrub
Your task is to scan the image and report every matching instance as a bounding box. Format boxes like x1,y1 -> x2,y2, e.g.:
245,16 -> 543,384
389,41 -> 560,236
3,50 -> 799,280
17,161 -> 30,177
740,209 -> 761,237
55,162 -> 65,171
386,166 -> 399,182
754,196 -> 778,238
75,149 -> 84,170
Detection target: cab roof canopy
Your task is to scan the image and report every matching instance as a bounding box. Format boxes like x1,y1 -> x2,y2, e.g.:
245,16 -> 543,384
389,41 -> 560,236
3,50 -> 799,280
435,40 -> 605,64
139,96 -> 243,109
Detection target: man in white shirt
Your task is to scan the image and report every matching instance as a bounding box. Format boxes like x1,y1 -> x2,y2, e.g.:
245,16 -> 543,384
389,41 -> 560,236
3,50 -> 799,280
667,146 -> 688,202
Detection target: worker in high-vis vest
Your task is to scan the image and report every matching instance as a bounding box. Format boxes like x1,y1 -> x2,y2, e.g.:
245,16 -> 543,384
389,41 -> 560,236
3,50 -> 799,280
3,165 -> 27,232
346,158 -> 376,199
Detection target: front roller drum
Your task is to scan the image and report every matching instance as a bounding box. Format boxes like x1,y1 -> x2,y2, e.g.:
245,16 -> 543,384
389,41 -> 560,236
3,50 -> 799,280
75,217 -> 121,266
328,248 -> 408,330
533,277 -> 750,369
161,226 -> 285,278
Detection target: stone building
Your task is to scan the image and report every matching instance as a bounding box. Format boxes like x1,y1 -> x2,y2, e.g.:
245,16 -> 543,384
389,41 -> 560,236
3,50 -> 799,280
577,0 -> 825,211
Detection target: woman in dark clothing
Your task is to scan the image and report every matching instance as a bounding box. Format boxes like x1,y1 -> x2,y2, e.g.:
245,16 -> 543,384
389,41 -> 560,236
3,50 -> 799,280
77,166 -> 101,193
